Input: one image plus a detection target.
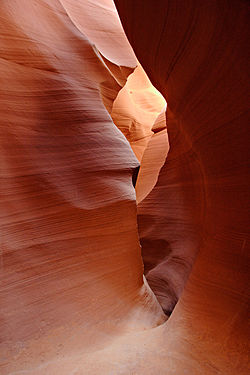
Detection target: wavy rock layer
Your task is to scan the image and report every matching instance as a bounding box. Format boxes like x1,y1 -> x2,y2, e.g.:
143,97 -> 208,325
0,0 -> 249,374
0,1 -> 165,374
115,0 -> 250,372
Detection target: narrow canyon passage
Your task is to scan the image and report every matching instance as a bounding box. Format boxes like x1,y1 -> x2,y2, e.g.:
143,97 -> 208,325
0,0 -> 249,374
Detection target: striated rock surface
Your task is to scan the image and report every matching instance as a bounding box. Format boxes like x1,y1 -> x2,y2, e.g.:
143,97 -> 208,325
0,0 -> 249,374
116,0 -> 250,372
0,1 -> 165,374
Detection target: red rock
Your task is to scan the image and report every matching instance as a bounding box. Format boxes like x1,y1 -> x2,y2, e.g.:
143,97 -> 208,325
0,0 -> 249,373
0,1 -> 165,373
116,0 -> 250,372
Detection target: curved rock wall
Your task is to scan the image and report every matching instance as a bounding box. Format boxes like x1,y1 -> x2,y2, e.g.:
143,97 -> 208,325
0,0 -> 249,374
115,0 -> 250,371
0,1 -> 165,373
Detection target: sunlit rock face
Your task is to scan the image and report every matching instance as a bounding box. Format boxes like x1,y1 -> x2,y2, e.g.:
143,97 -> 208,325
0,0 -> 249,374
109,63 -> 169,207
110,63 -> 166,162
135,108 -> 169,204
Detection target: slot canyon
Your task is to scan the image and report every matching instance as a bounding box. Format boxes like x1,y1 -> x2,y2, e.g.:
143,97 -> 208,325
0,0 -> 249,374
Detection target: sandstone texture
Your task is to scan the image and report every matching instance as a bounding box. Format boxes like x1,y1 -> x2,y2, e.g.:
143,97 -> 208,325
0,0 -> 249,374
116,0 -> 250,372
